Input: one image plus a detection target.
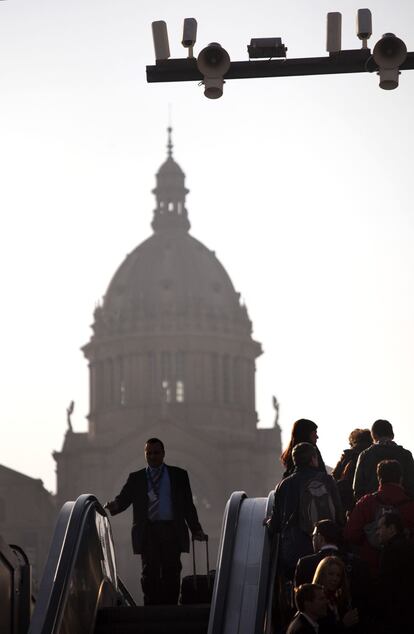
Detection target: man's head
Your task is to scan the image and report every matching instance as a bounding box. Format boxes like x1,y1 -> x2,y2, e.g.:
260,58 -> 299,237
377,459 -> 402,486
312,519 -> 343,552
295,583 -> 327,620
376,512 -> 404,546
145,438 -> 165,468
292,442 -> 318,468
371,419 -> 394,442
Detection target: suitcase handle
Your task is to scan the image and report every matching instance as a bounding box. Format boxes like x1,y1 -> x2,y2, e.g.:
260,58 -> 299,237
191,534 -> 210,589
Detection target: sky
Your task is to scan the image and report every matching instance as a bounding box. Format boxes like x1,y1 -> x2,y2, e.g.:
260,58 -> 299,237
1,0 -> 414,494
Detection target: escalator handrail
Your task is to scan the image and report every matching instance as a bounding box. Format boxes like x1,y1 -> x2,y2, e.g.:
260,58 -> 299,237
208,490 -> 247,634
117,575 -> 137,607
255,491 -> 276,634
9,543 -> 31,567
28,493 -> 113,634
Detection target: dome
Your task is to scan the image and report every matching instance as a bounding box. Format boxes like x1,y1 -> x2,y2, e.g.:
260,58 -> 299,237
91,128 -> 253,339
157,155 -> 185,177
94,231 -> 252,337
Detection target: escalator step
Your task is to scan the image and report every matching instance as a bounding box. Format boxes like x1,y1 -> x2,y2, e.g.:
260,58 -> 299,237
96,621 -> 207,634
95,605 -> 210,634
97,605 -> 210,623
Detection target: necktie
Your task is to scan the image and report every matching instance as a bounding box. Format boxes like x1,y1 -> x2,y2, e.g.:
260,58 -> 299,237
148,467 -> 163,521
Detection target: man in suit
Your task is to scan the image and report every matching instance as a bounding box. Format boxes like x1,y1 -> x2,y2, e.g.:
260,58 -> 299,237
287,583 -> 327,633
105,437 -> 206,605
295,519 -> 371,627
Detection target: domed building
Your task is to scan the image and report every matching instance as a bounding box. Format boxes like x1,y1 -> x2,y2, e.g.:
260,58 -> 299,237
54,129 -> 282,594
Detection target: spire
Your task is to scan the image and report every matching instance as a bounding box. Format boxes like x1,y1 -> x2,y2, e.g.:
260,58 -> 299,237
151,128 -> 190,233
167,126 -> 173,158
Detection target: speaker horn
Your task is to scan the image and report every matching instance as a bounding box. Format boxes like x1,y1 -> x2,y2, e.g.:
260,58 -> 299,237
373,33 -> 407,90
197,42 -> 231,99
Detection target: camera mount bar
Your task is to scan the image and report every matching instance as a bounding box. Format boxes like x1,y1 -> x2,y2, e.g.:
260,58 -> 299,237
146,49 -> 414,84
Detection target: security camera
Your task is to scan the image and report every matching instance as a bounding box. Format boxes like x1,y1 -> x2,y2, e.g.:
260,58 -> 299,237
356,9 -> 372,47
182,18 -> 197,54
373,33 -> 407,90
152,21 -> 170,61
326,12 -> 342,54
197,42 -> 231,99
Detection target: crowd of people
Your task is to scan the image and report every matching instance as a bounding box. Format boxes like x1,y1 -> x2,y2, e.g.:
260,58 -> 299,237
267,418 -> 414,633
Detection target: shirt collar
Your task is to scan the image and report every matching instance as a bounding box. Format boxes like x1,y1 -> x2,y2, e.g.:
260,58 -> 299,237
320,544 -> 338,551
300,612 -> 319,632
147,464 -> 164,475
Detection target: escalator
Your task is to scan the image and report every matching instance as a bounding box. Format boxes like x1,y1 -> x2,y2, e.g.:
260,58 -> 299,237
0,535 -> 32,634
28,490 -> 278,634
208,491 -> 276,634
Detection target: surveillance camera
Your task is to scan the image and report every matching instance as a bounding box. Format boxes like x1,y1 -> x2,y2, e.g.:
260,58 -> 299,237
373,33 -> 407,90
182,18 -> 197,48
197,42 -> 231,99
152,21 -> 170,61
326,12 -> 342,54
356,9 -> 372,42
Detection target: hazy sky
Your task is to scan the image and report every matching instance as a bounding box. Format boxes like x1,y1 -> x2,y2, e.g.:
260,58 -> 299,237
1,0 -> 414,494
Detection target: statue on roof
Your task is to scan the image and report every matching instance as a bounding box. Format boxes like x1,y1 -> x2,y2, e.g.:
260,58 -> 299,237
66,400 -> 74,432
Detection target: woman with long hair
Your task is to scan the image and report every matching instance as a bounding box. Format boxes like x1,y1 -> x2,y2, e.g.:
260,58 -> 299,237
281,419 -> 326,478
312,556 -> 359,631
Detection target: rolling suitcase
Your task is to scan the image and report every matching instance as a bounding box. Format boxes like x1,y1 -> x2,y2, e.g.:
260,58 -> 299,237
180,535 -> 215,604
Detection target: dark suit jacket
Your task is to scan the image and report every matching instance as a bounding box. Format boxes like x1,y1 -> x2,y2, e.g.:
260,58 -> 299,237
295,548 -> 370,611
295,548 -> 340,587
110,464 -> 202,554
286,613 -> 317,633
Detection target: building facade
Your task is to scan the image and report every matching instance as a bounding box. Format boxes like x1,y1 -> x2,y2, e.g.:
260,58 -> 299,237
0,465 -> 55,591
54,130 -> 282,594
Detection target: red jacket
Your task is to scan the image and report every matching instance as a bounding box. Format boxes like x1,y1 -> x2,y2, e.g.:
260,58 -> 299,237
344,482 -> 414,576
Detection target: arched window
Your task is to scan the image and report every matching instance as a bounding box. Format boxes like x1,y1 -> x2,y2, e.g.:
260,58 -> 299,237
176,380 -> 185,402
162,380 -> 171,403
222,355 -> 230,403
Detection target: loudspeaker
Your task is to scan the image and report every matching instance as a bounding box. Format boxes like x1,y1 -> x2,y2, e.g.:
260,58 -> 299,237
197,43 -> 231,99
373,33 -> 407,90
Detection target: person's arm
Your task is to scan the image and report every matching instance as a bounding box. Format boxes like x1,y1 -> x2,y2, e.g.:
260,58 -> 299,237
332,454 -> 347,480
352,452 -> 366,501
329,476 -> 346,526
293,557 -> 307,588
104,474 -> 134,516
182,470 -> 206,540
343,497 -> 371,545
267,480 -> 284,536
403,450 -> 414,499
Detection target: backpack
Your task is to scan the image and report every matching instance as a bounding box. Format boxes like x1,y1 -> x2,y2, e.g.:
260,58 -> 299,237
297,474 -> 336,535
363,492 -> 411,549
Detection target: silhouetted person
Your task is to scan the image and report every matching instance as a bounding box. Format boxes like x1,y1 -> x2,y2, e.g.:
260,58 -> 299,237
353,419 -> 414,500
295,519 -> 370,619
268,442 -> 343,580
345,459 -> 414,577
287,584 -> 328,633
105,437 -> 206,605
281,419 -> 326,479
333,429 -> 372,513
374,512 -> 414,632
